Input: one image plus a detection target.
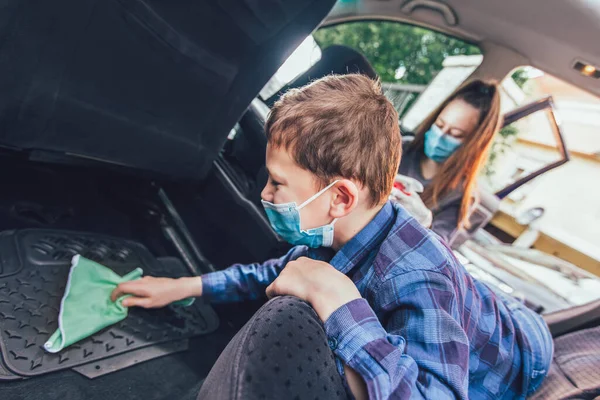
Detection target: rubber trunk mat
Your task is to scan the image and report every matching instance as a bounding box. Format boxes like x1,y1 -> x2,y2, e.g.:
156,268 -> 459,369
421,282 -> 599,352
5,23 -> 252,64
0,351 -> 21,381
0,229 -> 219,377
72,339 -> 189,379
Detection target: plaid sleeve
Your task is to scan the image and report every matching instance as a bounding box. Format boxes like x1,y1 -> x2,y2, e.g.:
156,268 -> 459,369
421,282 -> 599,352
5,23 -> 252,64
202,246 -> 308,303
324,270 -> 469,400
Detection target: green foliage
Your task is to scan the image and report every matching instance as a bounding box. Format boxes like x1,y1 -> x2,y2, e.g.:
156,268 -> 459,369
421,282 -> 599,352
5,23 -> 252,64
499,124 -> 519,139
313,21 -> 526,182
313,21 -> 481,85
511,68 -> 529,89
483,125 -> 520,178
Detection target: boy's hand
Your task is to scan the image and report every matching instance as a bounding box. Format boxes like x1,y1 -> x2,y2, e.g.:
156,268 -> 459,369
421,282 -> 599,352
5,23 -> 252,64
110,276 -> 202,308
266,257 -> 361,322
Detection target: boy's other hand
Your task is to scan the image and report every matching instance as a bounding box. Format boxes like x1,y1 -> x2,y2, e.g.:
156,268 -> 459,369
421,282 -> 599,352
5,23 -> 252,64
266,257 -> 361,322
110,276 -> 201,308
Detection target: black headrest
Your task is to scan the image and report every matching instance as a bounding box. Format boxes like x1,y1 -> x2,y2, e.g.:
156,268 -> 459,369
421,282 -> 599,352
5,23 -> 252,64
267,44 -> 379,105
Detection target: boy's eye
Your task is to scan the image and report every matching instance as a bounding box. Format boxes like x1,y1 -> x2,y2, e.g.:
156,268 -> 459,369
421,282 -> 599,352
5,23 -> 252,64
270,179 -> 281,187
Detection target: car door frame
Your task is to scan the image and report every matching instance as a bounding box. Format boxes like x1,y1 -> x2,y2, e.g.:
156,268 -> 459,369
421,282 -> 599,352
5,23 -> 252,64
494,96 -> 570,199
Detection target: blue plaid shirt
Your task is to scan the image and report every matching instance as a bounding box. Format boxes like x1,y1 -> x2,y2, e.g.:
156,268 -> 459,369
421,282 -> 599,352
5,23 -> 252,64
202,202 -> 552,399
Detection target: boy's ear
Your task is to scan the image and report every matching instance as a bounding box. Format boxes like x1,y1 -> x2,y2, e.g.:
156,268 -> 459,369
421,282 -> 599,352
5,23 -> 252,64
330,179 -> 359,218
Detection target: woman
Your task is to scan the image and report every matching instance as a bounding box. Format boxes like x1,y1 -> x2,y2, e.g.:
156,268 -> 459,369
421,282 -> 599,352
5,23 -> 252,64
393,79 -> 502,243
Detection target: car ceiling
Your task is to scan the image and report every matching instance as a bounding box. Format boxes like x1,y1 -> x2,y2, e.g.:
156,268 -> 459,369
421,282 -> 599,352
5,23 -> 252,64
325,0 -> 600,97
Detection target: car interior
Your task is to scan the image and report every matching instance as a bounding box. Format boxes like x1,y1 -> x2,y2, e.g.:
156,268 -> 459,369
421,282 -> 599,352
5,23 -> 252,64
0,0 -> 599,399
0,0 -> 335,397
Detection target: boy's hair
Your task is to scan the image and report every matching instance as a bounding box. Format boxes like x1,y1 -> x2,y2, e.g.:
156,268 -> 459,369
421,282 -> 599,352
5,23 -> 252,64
265,74 -> 402,207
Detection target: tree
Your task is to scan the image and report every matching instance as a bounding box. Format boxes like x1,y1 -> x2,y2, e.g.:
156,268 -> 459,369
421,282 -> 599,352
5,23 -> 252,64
482,124 -> 520,181
313,21 -> 481,85
511,68 -> 529,88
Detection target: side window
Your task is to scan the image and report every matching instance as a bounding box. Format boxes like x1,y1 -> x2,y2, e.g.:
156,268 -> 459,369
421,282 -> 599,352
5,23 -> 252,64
479,99 -> 566,199
259,36 -> 322,100
313,21 -> 482,126
483,67 -> 600,268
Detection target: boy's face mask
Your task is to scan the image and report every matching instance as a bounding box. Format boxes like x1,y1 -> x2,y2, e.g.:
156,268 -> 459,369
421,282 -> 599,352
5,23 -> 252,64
424,124 -> 462,163
261,180 -> 339,248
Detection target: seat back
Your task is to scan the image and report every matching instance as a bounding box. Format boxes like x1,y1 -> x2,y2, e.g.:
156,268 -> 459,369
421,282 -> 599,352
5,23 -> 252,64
530,325 -> 600,399
543,299 -> 600,338
266,44 -> 378,106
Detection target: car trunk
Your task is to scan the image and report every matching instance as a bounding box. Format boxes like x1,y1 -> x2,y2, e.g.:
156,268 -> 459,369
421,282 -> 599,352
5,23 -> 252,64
0,149 -> 271,399
0,0 -> 335,182
0,0 -> 336,398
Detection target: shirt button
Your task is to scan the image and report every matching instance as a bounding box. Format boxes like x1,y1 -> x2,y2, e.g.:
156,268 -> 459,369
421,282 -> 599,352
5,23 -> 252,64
327,337 -> 338,350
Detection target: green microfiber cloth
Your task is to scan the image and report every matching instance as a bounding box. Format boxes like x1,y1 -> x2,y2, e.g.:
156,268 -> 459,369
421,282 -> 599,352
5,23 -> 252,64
44,255 -> 194,353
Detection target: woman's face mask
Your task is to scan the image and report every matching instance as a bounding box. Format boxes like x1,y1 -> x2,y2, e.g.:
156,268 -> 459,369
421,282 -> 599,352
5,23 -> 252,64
423,124 -> 462,163
424,98 -> 482,163
261,180 -> 339,248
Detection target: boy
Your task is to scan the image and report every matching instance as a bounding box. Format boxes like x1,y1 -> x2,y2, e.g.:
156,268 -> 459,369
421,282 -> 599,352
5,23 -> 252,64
112,74 -> 552,399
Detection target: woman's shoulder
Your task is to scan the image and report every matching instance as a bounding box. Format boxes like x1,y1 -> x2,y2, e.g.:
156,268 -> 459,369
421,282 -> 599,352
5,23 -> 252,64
435,187 -> 464,210
401,133 -> 418,160
399,139 -> 420,174
401,131 -> 416,150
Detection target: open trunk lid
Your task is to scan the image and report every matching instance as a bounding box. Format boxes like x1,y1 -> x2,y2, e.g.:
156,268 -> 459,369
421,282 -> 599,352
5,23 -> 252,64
0,0 -> 335,179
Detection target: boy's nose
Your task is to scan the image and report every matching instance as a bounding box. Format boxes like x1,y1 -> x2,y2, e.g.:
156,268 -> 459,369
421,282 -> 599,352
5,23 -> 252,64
260,185 -> 271,202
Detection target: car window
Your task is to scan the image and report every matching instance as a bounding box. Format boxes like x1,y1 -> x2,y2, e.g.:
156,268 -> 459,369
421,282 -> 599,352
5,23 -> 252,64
479,101 -> 565,197
483,67 -> 600,275
312,21 -> 482,128
259,36 -> 322,100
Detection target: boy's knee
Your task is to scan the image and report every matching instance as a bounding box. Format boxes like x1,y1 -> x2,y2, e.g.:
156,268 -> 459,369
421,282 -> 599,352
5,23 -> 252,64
243,296 -> 329,359
256,296 -> 321,327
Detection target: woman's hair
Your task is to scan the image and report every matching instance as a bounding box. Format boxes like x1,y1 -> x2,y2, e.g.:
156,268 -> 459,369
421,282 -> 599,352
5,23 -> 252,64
409,78 -> 502,229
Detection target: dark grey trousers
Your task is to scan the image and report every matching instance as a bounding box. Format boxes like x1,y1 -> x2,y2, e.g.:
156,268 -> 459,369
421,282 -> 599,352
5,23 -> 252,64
198,296 -> 349,400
